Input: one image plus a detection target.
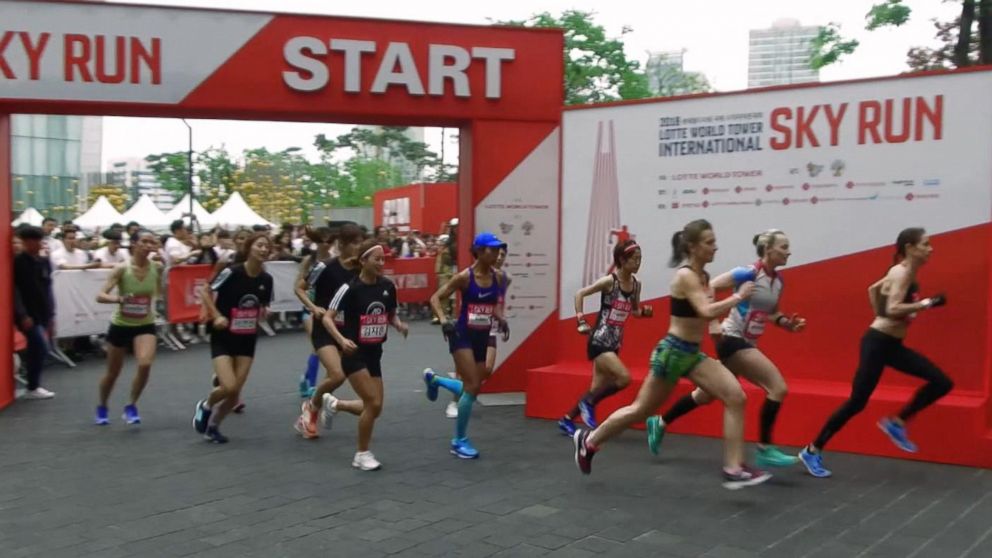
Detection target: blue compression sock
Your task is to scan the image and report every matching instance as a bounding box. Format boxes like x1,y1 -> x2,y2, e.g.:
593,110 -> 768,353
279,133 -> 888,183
304,354 -> 319,387
455,392 -> 476,439
434,375 -> 463,397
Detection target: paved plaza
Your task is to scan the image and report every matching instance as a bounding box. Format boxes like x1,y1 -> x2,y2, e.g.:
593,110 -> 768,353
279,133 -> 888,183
2,322 -> 991,557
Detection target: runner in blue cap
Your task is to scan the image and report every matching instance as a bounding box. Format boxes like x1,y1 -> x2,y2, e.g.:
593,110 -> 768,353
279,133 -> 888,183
423,231 -> 509,459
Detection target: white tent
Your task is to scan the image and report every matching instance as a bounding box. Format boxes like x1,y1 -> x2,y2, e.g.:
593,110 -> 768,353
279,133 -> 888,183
165,194 -> 216,229
209,192 -> 273,228
120,194 -> 170,231
12,207 -> 45,227
72,196 -> 125,232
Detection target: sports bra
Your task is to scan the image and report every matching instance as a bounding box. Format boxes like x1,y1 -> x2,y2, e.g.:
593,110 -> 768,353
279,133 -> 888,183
670,266 -> 709,318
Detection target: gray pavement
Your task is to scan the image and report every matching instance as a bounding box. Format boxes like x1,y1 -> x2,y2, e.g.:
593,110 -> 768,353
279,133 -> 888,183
2,321 -> 991,557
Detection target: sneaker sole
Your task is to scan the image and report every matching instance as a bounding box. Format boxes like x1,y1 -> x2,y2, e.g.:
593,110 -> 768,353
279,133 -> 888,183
449,449 -> 479,459
352,461 -> 382,471
722,472 -> 772,490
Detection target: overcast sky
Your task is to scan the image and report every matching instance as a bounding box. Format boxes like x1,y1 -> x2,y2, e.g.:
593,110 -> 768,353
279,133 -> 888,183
102,0 -> 957,167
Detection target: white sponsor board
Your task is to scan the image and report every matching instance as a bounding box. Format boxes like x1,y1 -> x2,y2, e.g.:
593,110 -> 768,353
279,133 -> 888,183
476,129 -> 560,367
561,72 -> 992,317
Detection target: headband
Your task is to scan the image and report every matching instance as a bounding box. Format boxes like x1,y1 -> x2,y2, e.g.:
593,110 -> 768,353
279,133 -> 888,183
622,242 -> 640,254
361,244 -> 384,260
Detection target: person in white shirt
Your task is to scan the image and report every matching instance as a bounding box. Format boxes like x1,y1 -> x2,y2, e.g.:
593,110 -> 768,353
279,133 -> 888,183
51,228 -> 100,270
164,220 -> 201,267
94,230 -> 130,268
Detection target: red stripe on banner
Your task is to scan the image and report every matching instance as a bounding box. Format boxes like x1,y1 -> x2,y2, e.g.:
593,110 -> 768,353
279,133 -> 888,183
468,121 -> 560,206
482,312 -> 559,393
166,265 -> 215,324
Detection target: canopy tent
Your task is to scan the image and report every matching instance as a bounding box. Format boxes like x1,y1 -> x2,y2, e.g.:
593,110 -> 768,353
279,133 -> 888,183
72,196 -> 125,232
209,192 -> 274,228
120,195 -> 171,231
12,207 -> 45,227
164,194 -> 216,229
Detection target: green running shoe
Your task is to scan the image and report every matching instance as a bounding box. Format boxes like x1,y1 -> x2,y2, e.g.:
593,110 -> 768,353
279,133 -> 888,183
756,445 -> 799,468
646,415 -> 666,455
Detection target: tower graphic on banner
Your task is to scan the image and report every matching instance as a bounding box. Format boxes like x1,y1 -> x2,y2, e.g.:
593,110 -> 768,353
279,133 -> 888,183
582,121 -> 621,287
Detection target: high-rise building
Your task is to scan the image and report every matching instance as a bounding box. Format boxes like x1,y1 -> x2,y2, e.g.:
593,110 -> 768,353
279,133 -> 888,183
107,157 -> 175,211
748,19 -> 820,88
10,115 -> 103,222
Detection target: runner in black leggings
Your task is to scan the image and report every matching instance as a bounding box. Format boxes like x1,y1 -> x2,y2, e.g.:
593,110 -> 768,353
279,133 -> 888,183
799,227 -> 952,478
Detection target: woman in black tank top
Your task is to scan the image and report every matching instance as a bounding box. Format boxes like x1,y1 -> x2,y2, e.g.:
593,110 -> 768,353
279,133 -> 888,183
558,240 -> 652,436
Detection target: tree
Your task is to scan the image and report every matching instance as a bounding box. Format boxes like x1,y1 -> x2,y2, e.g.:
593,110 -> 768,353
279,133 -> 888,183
87,184 -> 129,212
811,0 -> 992,71
498,10 -> 654,105
643,52 -> 712,97
144,151 -> 190,197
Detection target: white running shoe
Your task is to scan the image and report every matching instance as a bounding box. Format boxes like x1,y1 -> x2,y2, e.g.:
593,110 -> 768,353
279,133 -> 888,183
320,393 -> 338,429
21,387 -> 55,400
445,401 -> 458,419
352,451 -> 382,471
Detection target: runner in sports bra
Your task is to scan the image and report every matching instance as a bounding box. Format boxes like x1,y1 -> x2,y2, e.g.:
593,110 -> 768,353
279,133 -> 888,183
647,229 -> 807,469
423,232 -> 508,459
94,229 -> 163,426
572,219 -> 773,490
558,240 -> 652,436
800,227 -> 952,478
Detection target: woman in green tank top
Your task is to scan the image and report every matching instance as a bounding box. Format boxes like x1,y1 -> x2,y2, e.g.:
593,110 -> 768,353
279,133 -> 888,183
94,230 -> 164,426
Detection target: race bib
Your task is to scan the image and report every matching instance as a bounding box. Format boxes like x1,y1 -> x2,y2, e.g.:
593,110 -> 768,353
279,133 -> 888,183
606,300 -> 632,326
466,303 -> 495,330
359,314 -> 388,344
743,310 -> 768,340
229,307 -> 259,335
335,312 -> 345,327
121,295 -> 151,319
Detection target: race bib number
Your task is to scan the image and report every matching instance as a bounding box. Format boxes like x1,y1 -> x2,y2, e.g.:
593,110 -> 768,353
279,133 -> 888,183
335,312 -> 345,327
606,300 -> 632,326
359,314 -> 388,344
743,310 -> 768,340
229,307 -> 259,335
466,303 -> 495,330
121,295 -> 151,319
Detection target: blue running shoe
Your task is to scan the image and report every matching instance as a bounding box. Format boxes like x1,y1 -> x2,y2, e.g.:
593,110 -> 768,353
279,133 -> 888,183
558,417 -> 576,437
95,405 -> 109,426
204,425 -> 229,444
799,447 -> 832,478
450,437 -> 479,459
878,418 -> 918,453
122,404 -> 141,425
578,400 -> 597,428
423,368 -> 439,402
192,399 -> 211,434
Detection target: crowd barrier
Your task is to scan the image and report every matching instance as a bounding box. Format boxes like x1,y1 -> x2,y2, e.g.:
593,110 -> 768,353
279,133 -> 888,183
49,258 -> 440,338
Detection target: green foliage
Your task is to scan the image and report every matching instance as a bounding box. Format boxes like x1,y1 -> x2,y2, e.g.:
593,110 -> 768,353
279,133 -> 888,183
866,0 -> 913,31
810,23 -> 861,70
144,151 -> 190,196
499,10 -> 654,104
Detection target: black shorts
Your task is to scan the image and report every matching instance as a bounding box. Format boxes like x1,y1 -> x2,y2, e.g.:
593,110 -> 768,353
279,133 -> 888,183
341,344 -> 383,378
448,327 -> 490,363
487,333 -> 498,349
310,321 -> 339,352
210,328 -> 258,359
106,323 -> 157,349
716,335 -> 755,363
587,341 -> 619,361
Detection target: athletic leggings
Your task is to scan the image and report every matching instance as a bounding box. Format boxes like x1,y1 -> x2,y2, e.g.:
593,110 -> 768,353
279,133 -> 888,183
813,328 -> 953,450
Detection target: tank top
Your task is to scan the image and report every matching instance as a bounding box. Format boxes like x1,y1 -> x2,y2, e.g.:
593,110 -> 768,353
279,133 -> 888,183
457,267 -> 502,332
590,273 -> 638,350
670,265 -> 708,318
111,262 -> 159,327
722,261 -> 783,342
877,281 -> 920,322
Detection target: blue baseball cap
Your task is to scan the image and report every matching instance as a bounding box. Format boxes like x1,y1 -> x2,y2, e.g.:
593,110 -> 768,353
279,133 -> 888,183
473,232 -> 503,248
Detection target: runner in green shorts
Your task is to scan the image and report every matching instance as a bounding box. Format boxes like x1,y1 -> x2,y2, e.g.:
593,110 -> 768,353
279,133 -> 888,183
572,219 -> 773,490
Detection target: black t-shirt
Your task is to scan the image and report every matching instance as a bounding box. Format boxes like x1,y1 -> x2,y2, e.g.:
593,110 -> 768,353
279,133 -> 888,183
14,252 -> 54,323
329,276 -> 397,345
308,257 -> 358,309
210,263 -> 274,335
